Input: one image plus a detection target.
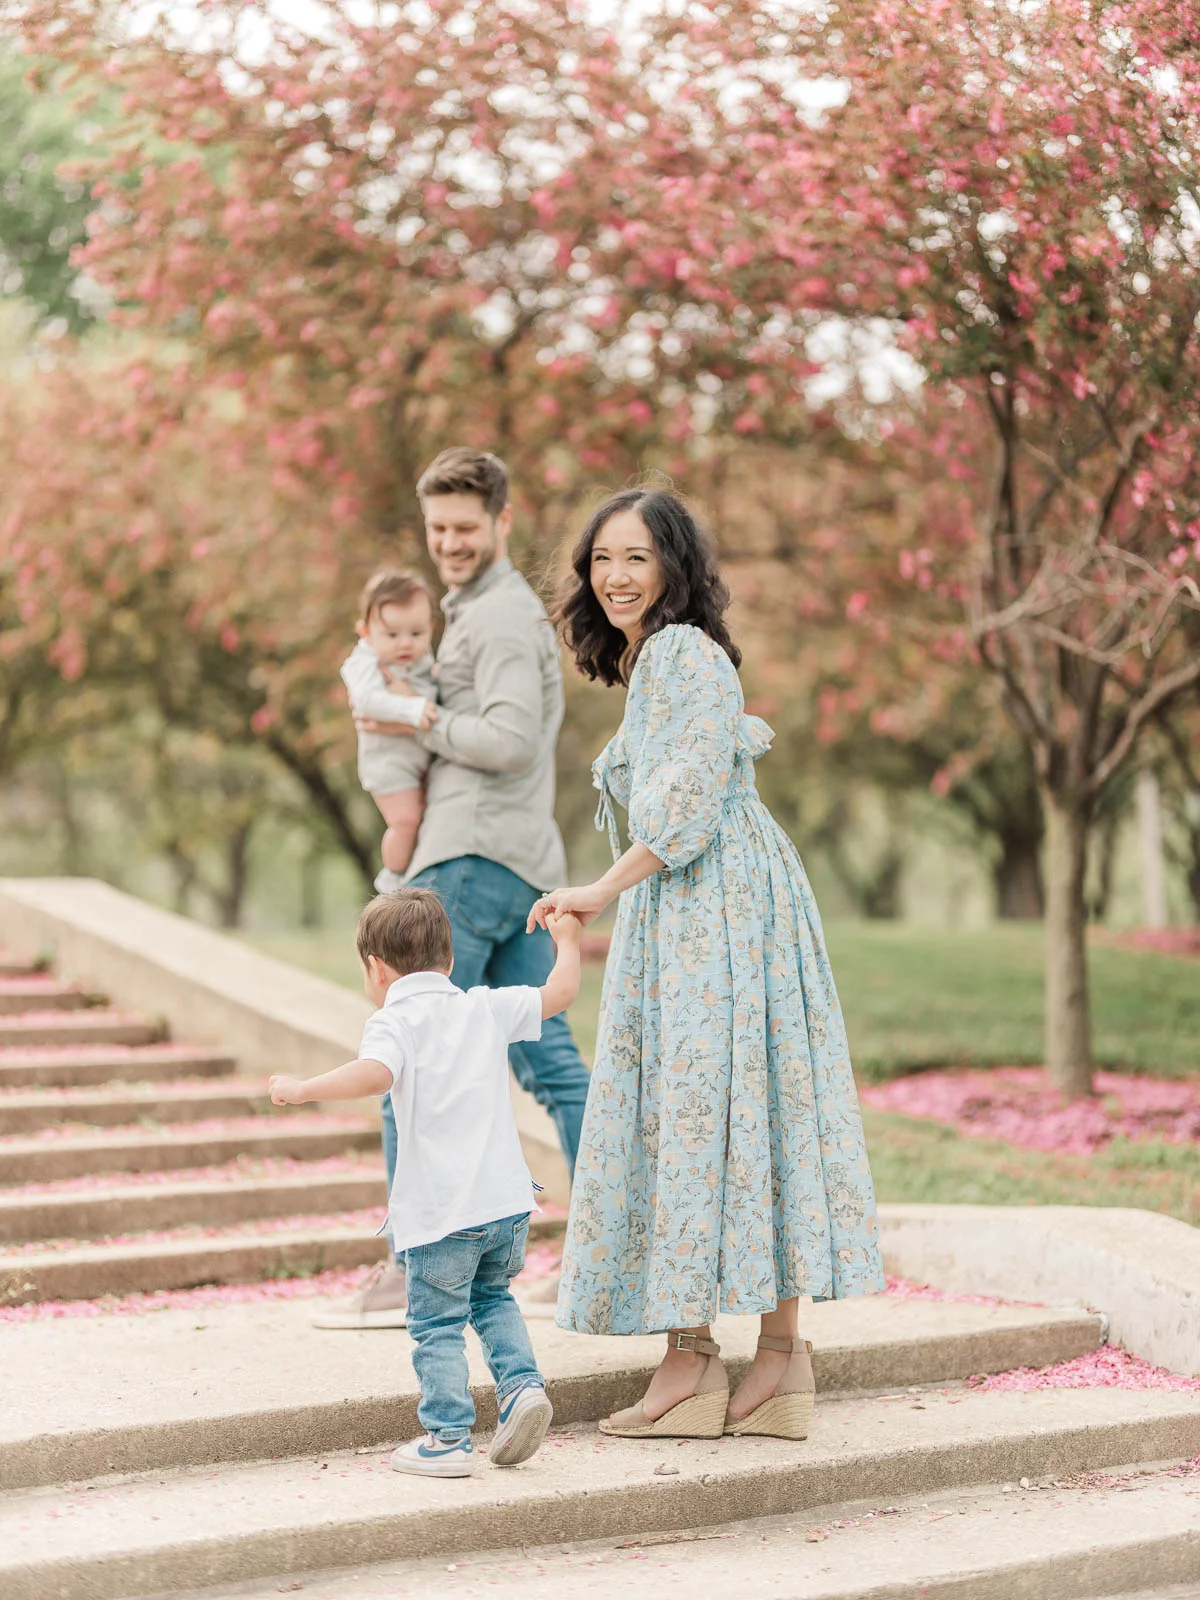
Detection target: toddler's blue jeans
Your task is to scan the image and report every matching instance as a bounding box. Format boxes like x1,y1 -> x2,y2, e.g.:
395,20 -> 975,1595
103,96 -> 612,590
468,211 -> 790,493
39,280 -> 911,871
404,1211 -> 542,1442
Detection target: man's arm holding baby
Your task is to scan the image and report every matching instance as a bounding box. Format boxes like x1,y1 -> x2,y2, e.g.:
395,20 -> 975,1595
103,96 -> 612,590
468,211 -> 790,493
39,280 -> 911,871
270,1059 -> 392,1106
358,625 -> 538,771
341,652 -> 435,729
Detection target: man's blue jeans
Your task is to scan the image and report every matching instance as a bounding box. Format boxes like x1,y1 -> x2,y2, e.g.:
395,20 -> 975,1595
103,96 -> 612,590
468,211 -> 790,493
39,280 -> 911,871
405,1211 -> 542,1441
380,856 -> 591,1224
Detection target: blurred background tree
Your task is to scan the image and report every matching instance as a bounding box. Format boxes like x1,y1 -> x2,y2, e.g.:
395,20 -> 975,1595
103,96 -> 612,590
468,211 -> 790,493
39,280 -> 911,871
0,0 -> 1195,1039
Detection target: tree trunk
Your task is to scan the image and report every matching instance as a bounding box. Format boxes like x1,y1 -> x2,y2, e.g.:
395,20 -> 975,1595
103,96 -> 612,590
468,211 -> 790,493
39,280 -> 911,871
1041,791 -> 1093,1099
300,838 -> 324,929
217,822 -> 252,929
993,829 -> 1044,919
1135,768 -> 1168,928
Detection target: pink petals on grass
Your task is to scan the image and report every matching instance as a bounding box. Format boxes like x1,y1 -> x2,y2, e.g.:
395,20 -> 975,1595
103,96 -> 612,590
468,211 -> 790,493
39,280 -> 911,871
862,1066 -> 1200,1156
971,1347 -> 1200,1395
1108,928 -> 1200,960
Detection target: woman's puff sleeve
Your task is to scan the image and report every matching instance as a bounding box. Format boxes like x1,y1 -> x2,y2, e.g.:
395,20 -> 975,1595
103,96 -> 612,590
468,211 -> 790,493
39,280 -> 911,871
626,626 -> 742,871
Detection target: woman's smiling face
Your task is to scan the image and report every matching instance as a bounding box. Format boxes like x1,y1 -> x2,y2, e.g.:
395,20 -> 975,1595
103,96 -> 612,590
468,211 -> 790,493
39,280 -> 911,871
589,508 -> 665,641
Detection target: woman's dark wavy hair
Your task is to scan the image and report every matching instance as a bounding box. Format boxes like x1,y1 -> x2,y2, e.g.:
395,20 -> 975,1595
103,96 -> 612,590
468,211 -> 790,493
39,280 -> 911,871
555,487 -> 741,686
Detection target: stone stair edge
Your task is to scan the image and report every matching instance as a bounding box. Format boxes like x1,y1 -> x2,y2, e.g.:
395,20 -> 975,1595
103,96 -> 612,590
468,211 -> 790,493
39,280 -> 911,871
148,1471 -> 1200,1600
2,1390 -> 1198,1600
0,1299 -> 1103,1491
880,1203 -> 1200,1378
0,1213 -> 568,1305
0,1168 -> 388,1245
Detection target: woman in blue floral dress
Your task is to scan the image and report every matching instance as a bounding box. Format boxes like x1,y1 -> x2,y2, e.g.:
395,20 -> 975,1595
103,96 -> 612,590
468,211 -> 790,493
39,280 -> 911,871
528,488 -> 884,1442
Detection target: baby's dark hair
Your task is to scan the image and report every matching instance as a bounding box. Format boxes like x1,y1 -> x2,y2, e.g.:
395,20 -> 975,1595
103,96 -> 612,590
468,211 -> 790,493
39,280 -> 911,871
358,569 -> 434,625
356,889 -> 453,976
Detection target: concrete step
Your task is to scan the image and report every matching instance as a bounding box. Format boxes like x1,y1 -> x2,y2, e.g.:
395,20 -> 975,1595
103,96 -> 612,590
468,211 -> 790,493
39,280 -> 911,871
3,1387 -> 1197,1600
0,1211 -> 564,1306
0,949 -> 45,977
0,1008 -> 165,1048
170,1467 -> 1200,1600
0,1112 -> 380,1184
0,1216 -> 389,1305
0,976 -> 97,1015
0,1292 -> 1102,1489
0,1078 -> 271,1134
0,1041 -> 237,1088
0,1161 -> 387,1243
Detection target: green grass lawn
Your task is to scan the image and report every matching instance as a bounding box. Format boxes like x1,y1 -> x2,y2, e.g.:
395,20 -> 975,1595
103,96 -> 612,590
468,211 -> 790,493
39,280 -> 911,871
864,1108 -> 1199,1226
241,920 -> 1200,1223
246,919 -> 1200,1082
824,921 -> 1200,1082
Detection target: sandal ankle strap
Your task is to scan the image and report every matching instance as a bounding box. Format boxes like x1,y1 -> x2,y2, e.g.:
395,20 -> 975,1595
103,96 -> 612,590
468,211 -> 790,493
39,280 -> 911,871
668,1331 -> 721,1357
757,1335 -> 813,1355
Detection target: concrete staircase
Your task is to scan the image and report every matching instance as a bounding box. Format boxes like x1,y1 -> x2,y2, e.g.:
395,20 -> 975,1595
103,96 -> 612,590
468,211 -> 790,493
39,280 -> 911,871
2,938 -> 1198,1599
2,1289 -> 1198,1599
0,946 -> 390,1305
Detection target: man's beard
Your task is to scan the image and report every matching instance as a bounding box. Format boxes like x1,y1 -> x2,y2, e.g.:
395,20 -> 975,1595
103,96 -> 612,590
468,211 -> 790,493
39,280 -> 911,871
437,536 -> 496,589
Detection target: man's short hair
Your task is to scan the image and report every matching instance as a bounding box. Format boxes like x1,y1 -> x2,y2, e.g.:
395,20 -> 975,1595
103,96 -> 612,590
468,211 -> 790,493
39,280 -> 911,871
358,569 -> 433,625
356,889 -> 453,976
416,448 -> 509,518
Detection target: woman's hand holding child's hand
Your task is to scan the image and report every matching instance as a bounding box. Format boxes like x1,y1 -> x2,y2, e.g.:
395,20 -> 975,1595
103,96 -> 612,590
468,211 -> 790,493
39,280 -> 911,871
269,1074 -> 307,1106
545,909 -> 584,946
527,883 -> 610,933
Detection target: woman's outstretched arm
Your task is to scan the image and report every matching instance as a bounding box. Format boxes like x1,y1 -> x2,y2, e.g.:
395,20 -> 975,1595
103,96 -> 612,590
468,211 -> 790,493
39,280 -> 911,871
527,842 -> 665,932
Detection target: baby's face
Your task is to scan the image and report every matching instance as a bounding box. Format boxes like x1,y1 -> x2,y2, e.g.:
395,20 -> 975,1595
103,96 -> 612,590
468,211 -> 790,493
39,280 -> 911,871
359,599 -> 433,666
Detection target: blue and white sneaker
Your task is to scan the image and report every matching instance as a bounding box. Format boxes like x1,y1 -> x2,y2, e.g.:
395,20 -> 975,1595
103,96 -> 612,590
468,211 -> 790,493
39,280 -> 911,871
490,1381 -> 553,1467
390,1433 -> 475,1478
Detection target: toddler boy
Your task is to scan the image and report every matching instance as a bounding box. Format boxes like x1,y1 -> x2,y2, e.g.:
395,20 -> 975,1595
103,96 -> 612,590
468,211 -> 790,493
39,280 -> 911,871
269,888 -> 583,1479
340,570 -> 439,878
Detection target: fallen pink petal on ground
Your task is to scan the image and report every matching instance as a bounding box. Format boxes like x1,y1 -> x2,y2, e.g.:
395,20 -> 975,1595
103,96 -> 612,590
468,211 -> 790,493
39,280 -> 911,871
861,1066 -> 1200,1154
882,1274 -> 1040,1308
972,1346 -> 1200,1394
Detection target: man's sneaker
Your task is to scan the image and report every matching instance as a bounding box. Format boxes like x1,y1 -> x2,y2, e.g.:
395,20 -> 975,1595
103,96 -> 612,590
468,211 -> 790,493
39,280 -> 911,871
489,1381 -> 553,1467
391,1433 -> 475,1478
311,1262 -> 408,1330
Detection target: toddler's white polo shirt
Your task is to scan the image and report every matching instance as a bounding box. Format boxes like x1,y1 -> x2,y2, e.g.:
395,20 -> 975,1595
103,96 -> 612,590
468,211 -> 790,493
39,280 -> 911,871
359,971 -> 542,1253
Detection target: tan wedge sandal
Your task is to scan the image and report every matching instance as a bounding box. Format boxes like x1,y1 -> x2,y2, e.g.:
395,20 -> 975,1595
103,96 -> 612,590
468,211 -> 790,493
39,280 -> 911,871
724,1335 -> 815,1439
599,1333 -> 729,1439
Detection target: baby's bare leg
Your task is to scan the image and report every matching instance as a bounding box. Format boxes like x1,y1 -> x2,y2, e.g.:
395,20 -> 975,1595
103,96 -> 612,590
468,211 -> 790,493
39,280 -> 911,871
374,788 -> 425,875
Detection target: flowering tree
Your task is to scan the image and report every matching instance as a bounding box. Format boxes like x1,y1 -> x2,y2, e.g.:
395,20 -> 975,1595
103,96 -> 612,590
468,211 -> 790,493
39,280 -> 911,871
631,0 -> 1200,1096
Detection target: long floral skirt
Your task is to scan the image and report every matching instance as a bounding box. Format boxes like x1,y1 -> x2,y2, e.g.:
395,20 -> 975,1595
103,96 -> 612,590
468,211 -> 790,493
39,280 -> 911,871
556,795 -> 885,1336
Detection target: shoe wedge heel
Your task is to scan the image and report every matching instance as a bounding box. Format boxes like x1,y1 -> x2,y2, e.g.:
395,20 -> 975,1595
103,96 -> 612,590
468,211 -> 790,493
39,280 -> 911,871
600,1386 -> 729,1439
724,1388 -> 813,1440
724,1334 -> 815,1439
599,1333 -> 729,1439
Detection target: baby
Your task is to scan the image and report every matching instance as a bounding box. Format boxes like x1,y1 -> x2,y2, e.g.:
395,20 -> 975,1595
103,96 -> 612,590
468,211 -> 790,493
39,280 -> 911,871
341,570 -> 439,878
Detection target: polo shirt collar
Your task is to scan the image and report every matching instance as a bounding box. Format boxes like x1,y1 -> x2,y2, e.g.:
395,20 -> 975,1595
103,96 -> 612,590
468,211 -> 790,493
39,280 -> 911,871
441,555 -> 514,619
384,972 -> 458,1005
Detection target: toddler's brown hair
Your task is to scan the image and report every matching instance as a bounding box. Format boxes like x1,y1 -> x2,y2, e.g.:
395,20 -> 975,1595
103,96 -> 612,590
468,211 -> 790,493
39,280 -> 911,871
356,889 -> 453,976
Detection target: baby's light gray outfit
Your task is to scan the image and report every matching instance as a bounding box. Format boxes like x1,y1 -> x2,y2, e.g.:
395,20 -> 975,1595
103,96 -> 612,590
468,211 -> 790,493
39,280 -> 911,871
340,642 -> 438,796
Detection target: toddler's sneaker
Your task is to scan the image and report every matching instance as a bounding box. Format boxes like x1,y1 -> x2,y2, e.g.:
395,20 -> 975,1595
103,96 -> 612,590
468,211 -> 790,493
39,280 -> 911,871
490,1380 -> 553,1467
391,1433 -> 475,1478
